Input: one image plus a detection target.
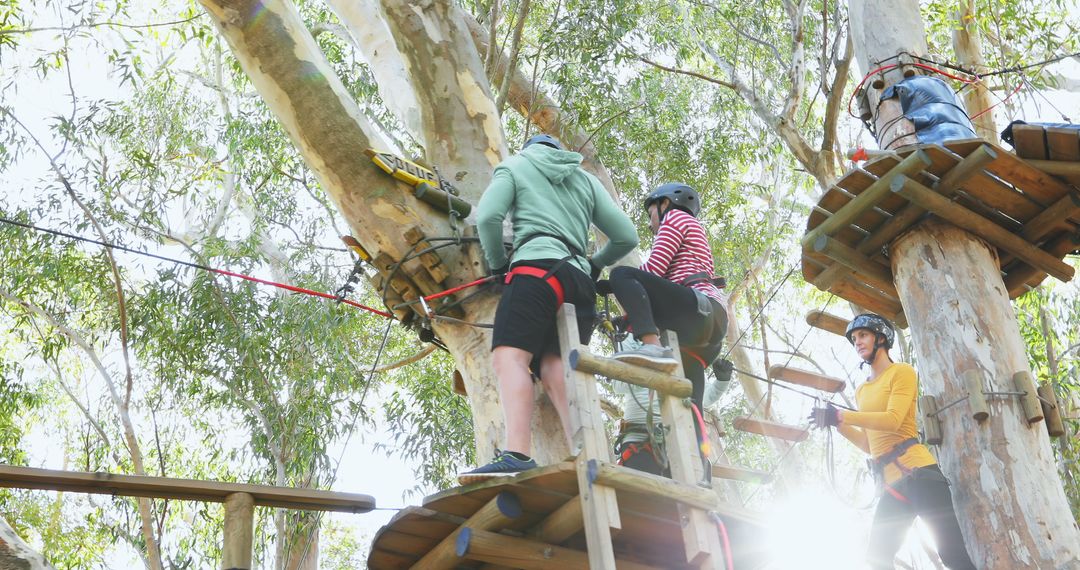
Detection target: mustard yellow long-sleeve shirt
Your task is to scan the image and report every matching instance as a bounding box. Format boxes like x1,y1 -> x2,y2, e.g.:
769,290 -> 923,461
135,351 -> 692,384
838,363 -> 936,484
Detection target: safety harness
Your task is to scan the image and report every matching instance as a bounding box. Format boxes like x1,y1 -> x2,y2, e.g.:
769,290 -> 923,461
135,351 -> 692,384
871,437 -> 919,503
503,232 -> 587,306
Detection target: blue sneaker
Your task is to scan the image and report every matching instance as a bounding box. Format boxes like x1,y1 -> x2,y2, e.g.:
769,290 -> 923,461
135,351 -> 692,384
457,450 -> 537,485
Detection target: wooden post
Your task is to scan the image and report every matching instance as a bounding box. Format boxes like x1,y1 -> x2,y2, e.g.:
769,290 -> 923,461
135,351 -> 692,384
1039,384 -> 1065,438
222,492 -> 254,570
1012,371 -> 1045,425
556,304 -> 620,570
658,330 -> 726,569
920,395 -> 943,445
962,370 -> 990,422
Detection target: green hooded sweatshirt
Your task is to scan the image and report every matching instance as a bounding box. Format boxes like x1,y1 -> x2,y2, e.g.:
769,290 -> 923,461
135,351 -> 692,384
476,144 -> 638,276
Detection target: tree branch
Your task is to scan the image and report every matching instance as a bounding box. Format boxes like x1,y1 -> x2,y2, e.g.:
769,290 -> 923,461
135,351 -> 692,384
636,54 -> 735,89
373,344 -> 437,373
494,0 -> 531,114
0,13 -> 204,36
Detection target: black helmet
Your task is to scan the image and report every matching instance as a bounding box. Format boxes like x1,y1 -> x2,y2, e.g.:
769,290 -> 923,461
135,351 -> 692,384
845,313 -> 895,350
644,183 -> 700,217
523,134 -> 563,150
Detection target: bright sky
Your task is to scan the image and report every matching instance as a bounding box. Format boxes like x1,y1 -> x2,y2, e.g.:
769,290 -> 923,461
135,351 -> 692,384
4,3 -> 1080,569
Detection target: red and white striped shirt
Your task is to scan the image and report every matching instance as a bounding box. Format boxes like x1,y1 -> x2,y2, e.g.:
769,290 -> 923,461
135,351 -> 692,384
640,209 -> 724,302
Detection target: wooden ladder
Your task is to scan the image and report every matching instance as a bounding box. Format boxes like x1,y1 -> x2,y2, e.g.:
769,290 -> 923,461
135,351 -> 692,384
558,303 -> 730,569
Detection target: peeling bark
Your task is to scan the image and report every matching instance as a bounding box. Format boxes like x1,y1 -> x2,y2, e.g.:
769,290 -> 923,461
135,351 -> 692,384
891,219 -> 1080,567
378,0 -> 508,194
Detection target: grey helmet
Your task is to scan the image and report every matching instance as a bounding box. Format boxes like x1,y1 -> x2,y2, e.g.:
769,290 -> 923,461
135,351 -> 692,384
644,182 -> 700,217
523,134 -> 563,150
845,313 -> 895,363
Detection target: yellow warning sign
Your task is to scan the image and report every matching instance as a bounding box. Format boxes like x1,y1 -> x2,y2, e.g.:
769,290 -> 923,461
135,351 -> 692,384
366,150 -> 458,195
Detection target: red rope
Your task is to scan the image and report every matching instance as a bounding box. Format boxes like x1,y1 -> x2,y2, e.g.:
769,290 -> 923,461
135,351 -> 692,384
691,402 -> 711,456
715,517 -> 735,570
209,268 -> 393,318
970,80 -> 1024,121
422,275 -> 496,302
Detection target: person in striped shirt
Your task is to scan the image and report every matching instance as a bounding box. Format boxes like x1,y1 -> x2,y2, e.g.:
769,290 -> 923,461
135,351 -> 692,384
603,182 -> 729,415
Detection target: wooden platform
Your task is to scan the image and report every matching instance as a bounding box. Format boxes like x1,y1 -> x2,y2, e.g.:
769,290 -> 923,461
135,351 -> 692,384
767,364 -> 845,393
367,462 -> 769,569
802,139 -> 1080,320
0,465 -> 376,513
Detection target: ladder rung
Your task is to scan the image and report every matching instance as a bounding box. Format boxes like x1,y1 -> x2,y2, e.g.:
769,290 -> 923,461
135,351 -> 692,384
805,310 -> 850,337
711,464 -> 772,484
767,364 -> 846,393
732,417 -> 809,442
568,349 -> 692,397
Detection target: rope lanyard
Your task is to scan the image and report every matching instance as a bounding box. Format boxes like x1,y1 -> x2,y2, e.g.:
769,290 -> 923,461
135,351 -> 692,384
0,216 -> 394,318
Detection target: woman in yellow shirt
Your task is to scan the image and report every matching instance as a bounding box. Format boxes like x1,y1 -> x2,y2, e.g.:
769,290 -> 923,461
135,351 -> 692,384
809,314 -> 975,569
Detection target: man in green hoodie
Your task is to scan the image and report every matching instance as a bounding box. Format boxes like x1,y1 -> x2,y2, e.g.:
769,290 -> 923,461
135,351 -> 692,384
458,134 -> 638,483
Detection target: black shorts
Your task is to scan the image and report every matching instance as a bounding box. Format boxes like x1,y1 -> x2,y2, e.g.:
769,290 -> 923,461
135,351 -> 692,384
491,259 -> 595,372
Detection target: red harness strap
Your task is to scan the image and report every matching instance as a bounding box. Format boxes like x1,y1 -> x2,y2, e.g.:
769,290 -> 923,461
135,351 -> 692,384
505,266 -> 565,306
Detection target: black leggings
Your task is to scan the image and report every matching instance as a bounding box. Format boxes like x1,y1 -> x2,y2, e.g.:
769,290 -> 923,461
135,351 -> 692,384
868,465 -> 975,569
608,266 -> 727,410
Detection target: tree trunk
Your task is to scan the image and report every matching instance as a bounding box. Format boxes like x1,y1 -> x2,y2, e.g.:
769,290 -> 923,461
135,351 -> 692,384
0,517 -> 54,569
853,2 -> 1080,566
198,0 -> 568,467
891,219 -> 1080,567
849,0 -> 926,150
951,0 -> 996,139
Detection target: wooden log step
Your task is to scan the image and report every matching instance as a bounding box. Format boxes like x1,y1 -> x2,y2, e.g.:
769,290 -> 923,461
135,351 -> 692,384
711,464 -> 772,484
568,349 -> 692,398
732,417 -> 809,442
767,364 -> 846,393
805,310 -> 849,337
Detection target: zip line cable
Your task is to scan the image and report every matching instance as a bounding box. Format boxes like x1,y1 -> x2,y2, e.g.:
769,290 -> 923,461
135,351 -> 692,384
0,216 -> 395,318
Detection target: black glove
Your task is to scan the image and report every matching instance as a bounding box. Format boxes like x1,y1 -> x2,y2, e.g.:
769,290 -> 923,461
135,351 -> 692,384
595,279 -> 613,296
610,314 -> 629,333
808,403 -> 841,429
490,263 -> 509,278
588,257 -> 603,282
711,358 -> 733,384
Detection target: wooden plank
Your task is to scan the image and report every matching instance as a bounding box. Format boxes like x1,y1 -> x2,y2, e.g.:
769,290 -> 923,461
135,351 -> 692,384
1045,127 -> 1080,162
0,465 -> 375,513
710,464 -> 772,484
891,175 -> 1075,282
805,310 -> 849,337
557,304 -> 621,570
657,329 -> 725,568
802,150 -> 931,249
411,491 -> 523,570
456,528 -> 663,570
1012,124 -> 1048,160
828,275 -> 906,326
767,364 -> 845,393
998,190 -> 1080,270
732,417 -> 809,442
568,349 -> 693,397
812,235 -> 898,297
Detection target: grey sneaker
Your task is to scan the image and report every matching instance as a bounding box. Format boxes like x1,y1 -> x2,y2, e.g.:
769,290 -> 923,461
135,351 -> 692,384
612,344 -> 678,372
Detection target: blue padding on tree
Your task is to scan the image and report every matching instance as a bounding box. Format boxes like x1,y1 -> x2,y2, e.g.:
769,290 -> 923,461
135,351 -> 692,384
881,75 -> 976,146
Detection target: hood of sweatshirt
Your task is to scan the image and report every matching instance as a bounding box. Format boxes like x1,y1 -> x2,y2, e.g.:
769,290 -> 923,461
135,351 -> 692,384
520,144 -> 584,185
